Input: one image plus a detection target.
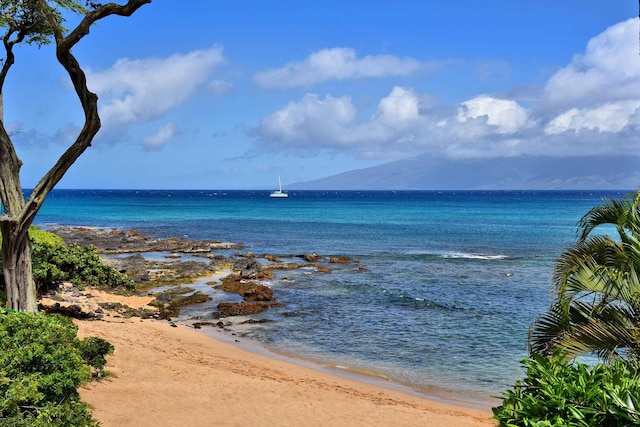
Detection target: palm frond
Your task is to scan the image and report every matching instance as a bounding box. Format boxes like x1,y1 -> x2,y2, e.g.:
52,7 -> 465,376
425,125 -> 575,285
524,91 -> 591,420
554,235 -> 640,304
529,299 -> 639,362
528,304 -> 572,356
531,189 -> 640,364
557,301 -> 638,362
577,194 -> 636,242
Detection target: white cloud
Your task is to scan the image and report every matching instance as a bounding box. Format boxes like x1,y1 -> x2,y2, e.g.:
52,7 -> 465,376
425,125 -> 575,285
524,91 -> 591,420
253,48 -> 424,88
544,18 -> 640,108
457,96 -> 532,134
256,87 -> 440,158
253,81 -> 640,160
87,45 -> 226,129
545,100 -> 640,134
253,18 -> 640,161
375,86 -> 421,127
258,93 -> 357,146
141,122 -> 178,151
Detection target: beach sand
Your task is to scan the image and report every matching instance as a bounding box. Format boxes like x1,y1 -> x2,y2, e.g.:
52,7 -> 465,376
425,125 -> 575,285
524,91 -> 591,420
75,291 -> 497,427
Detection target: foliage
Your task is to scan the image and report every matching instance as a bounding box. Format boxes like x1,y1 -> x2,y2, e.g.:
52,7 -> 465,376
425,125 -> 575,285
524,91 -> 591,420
528,189 -> 640,362
0,227 -> 135,302
27,227 -> 66,247
31,241 -> 136,290
0,0 -> 150,313
493,350 -> 640,426
0,0 -> 91,47
77,336 -> 114,372
0,309 -> 113,426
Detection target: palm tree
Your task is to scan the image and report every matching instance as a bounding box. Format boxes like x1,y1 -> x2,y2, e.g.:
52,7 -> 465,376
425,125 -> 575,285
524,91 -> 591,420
528,189 -> 640,362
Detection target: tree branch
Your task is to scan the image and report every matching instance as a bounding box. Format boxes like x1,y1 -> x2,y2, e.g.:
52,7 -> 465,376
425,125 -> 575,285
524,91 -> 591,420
18,0 -> 151,231
62,0 -> 151,52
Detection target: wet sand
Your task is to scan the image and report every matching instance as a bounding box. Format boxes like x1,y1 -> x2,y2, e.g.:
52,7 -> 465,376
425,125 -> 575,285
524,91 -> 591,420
76,291 -> 497,427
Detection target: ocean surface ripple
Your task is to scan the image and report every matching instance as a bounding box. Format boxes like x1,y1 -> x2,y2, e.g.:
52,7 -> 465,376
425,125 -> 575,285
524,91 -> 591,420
32,189 -> 629,402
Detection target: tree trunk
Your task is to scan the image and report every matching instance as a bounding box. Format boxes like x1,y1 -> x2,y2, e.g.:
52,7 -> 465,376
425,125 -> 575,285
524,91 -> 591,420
1,222 -> 36,313
0,0 -> 151,313
0,117 -> 37,313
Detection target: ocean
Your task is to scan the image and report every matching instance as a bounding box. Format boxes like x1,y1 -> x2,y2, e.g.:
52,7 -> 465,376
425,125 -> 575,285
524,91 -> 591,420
32,189 -> 630,404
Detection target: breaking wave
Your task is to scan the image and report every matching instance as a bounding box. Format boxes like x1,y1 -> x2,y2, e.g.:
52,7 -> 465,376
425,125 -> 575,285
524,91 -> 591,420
441,251 -> 510,260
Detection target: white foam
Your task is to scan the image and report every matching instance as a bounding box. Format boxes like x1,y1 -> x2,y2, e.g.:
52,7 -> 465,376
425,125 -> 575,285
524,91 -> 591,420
441,252 -> 509,260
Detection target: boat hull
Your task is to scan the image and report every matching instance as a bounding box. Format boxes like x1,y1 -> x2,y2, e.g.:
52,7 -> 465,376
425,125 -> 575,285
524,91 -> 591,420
270,192 -> 288,198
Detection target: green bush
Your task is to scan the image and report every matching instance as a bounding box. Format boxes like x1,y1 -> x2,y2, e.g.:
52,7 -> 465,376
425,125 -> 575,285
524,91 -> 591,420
28,227 -> 66,247
493,350 -> 640,426
0,309 -> 113,426
77,336 -> 114,373
0,227 -> 135,294
31,242 -> 135,291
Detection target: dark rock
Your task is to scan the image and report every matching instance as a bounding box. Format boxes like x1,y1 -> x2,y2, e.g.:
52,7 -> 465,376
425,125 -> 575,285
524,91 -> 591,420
329,255 -> 352,264
38,303 -> 96,320
50,226 -> 245,254
232,258 -> 263,279
102,254 -> 149,282
262,254 -> 281,262
152,286 -> 195,303
264,262 -> 299,271
192,320 -> 233,330
213,301 -> 284,318
297,252 -> 322,262
215,275 -> 275,301
240,318 -> 272,324
148,291 -> 212,319
97,301 -> 157,319
282,311 -> 307,317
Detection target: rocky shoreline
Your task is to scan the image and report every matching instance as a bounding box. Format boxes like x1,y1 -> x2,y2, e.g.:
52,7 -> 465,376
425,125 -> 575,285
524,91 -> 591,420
40,226 -> 365,330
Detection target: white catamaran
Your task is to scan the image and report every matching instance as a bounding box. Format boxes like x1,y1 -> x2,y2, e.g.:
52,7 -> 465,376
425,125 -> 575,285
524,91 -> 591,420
270,176 -> 288,198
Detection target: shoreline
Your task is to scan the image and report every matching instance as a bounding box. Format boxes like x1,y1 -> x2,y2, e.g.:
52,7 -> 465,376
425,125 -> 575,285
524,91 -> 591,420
38,226 -> 499,424
46,225 -> 504,406
195,320 -> 499,412
75,295 -> 497,426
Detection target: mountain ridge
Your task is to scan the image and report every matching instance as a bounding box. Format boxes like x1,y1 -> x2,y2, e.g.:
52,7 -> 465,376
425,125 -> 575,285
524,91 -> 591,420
289,155 -> 640,190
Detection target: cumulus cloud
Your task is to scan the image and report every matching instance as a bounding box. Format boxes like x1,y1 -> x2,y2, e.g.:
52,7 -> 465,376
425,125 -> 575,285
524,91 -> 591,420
256,86 -> 440,158
253,48 -> 424,88
254,85 -> 536,159
253,19 -> 640,160
141,122 -> 178,151
375,86 -> 421,127
544,18 -> 640,108
542,18 -> 640,141
545,100 -> 640,134
457,96 -> 533,134
86,45 -> 226,130
258,93 -> 357,148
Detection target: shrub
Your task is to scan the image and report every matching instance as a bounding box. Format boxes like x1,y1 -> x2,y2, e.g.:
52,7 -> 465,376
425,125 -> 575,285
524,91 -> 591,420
77,336 -> 114,373
0,309 -> 113,426
493,350 -> 640,426
28,227 -> 66,247
0,227 -> 135,295
31,242 -> 135,291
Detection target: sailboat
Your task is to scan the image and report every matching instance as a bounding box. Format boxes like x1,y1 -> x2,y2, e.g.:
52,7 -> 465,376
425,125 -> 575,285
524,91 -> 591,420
270,176 -> 288,198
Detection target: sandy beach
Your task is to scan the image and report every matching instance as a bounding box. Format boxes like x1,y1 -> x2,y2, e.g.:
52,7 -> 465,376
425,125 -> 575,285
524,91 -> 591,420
73,290 -> 497,427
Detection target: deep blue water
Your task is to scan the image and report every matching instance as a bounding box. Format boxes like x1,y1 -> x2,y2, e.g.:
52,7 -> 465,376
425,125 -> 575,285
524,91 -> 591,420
31,189 -> 631,402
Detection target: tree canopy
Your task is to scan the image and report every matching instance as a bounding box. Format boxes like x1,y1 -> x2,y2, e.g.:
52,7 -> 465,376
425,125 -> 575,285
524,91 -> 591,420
0,0 -> 150,312
528,189 -> 640,362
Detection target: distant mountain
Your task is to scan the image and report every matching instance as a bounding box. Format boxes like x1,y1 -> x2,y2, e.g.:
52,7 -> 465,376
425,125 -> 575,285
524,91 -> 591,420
290,155 -> 640,190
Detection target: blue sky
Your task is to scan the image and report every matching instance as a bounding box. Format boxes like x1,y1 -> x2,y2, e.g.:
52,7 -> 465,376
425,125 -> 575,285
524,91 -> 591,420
6,1 -> 639,189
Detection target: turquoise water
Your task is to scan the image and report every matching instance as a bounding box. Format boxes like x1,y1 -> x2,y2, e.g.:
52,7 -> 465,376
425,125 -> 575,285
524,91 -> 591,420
32,189 -> 630,402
